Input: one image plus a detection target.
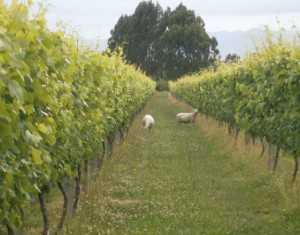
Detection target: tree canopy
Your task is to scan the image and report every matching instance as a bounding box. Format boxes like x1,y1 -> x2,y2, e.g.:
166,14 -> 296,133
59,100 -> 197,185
108,1 -> 219,80
225,53 -> 241,63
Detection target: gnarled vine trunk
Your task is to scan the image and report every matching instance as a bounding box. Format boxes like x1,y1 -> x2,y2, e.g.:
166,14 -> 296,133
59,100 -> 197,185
38,190 -> 49,235
292,156 -> 300,183
6,225 -> 14,235
260,137 -> 265,157
73,164 -> 81,216
56,182 -> 68,234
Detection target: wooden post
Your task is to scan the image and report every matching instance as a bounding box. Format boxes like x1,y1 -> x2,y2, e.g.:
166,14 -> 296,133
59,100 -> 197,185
64,179 -> 75,215
245,133 -> 251,145
268,143 -> 278,171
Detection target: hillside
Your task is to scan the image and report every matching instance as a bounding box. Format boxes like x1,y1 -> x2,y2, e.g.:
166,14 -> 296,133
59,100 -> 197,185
209,28 -> 298,59
208,28 -> 263,59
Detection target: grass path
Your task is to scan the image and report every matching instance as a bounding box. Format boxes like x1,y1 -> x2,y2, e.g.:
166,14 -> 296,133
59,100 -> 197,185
62,92 -> 300,234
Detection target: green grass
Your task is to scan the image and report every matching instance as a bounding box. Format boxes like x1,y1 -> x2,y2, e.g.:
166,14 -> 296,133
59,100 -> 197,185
20,92 -> 300,234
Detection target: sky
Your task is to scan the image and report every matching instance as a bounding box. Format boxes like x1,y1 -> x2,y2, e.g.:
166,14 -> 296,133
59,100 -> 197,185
26,0 -> 300,40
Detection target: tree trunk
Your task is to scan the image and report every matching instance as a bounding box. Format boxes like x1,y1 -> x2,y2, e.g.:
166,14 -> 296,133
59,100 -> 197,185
6,225 -> 14,235
95,141 -> 106,174
292,156 -> 300,183
234,127 -> 240,143
38,191 -> 49,235
260,137 -> 265,157
272,147 -> 280,171
73,164 -> 81,216
56,182 -> 68,234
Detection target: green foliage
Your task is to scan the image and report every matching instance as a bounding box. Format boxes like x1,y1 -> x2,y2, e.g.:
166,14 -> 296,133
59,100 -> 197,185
0,1 -> 155,229
108,1 -> 219,80
225,53 -> 241,63
170,29 -> 300,159
155,79 -> 169,91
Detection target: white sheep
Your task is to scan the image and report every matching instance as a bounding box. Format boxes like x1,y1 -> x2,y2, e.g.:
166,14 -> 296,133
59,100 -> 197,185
142,114 -> 155,132
177,109 -> 198,125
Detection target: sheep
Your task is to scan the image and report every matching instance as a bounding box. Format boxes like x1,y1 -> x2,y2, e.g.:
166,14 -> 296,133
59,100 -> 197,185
142,114 -> 155,132
176,109 -> 198,125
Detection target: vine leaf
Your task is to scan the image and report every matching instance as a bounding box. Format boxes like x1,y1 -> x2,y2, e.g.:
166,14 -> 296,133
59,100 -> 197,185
32,148 -> 42,165
25,130 -> 42,144
8,80 -> 24,104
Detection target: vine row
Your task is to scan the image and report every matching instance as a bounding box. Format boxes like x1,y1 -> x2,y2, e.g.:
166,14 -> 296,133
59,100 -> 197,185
169,29 -> 300,180
0,1 -> 155,233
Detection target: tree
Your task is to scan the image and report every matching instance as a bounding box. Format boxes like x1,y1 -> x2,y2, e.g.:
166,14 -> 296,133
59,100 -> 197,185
108,1 -> 219,80
155,4 -> 219,79
108,15 -> 131,50
225,53 -> 240,63
108,1 -> 162,75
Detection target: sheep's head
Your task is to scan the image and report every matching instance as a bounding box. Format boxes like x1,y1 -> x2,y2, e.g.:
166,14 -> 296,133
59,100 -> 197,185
192,109 -> 198,114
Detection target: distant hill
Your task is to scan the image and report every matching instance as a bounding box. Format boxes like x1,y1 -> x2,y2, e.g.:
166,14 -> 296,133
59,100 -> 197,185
87,28 -> 298,60
208,28 -> 298,60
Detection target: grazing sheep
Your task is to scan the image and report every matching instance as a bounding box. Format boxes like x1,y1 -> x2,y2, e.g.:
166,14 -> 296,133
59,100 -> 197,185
177,109 -> 198,125
142,114 -> 155,132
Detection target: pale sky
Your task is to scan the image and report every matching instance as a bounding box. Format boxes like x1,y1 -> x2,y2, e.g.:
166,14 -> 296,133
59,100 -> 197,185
9,0 -> 300,39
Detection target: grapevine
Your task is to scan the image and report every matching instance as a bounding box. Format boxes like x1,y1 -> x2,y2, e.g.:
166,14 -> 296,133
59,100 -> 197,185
170,29 -> 300,179
0,1 -> 155,232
